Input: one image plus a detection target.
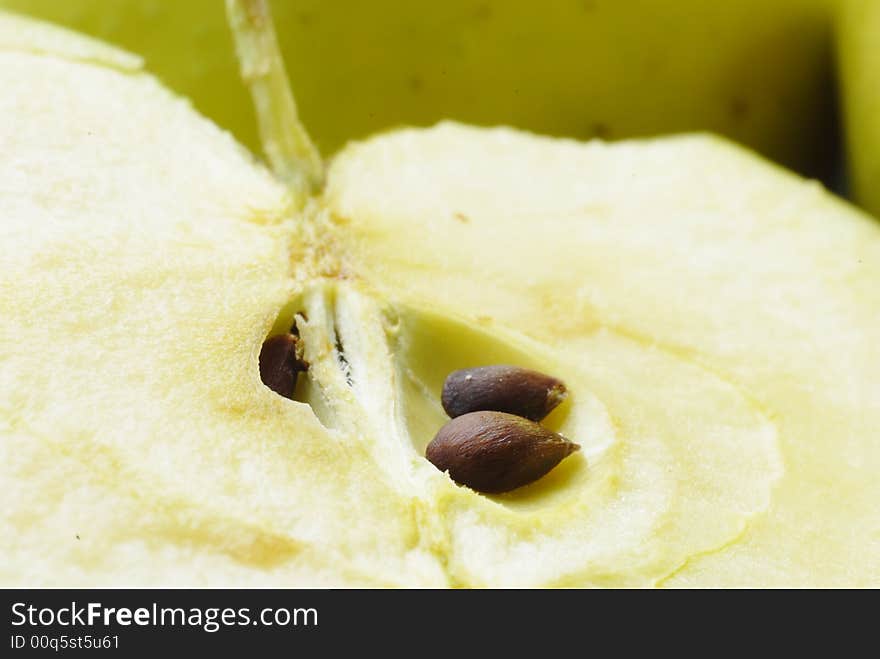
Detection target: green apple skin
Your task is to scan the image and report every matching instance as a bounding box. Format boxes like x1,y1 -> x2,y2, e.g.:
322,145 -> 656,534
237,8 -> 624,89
1,0 -> 836,176
838,0 -> 880,215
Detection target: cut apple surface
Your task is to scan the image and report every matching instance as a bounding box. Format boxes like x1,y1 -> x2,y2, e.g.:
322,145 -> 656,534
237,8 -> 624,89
330,124 -> 880,585
0,11 -> 878,587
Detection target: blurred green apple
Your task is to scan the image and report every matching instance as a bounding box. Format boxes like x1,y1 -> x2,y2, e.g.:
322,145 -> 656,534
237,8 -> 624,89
2,0 -> 836,176
838,0 -> 880,214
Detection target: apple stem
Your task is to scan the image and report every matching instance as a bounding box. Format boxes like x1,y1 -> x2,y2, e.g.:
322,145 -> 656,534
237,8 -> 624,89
226,0 -> 324,203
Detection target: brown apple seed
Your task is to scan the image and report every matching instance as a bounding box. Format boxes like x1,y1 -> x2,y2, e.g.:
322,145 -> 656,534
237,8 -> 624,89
426,411 -> 580,493
441,365 -> 568,421
259,333 -> 307,398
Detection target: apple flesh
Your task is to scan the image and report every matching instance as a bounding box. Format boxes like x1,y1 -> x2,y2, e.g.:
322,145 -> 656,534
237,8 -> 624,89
0,11 -> 878,586
328,124 -> 880,586
0,0 -> 837,177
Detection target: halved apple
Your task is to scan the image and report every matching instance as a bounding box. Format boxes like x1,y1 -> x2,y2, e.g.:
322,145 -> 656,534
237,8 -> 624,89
0,5 -> 877,587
